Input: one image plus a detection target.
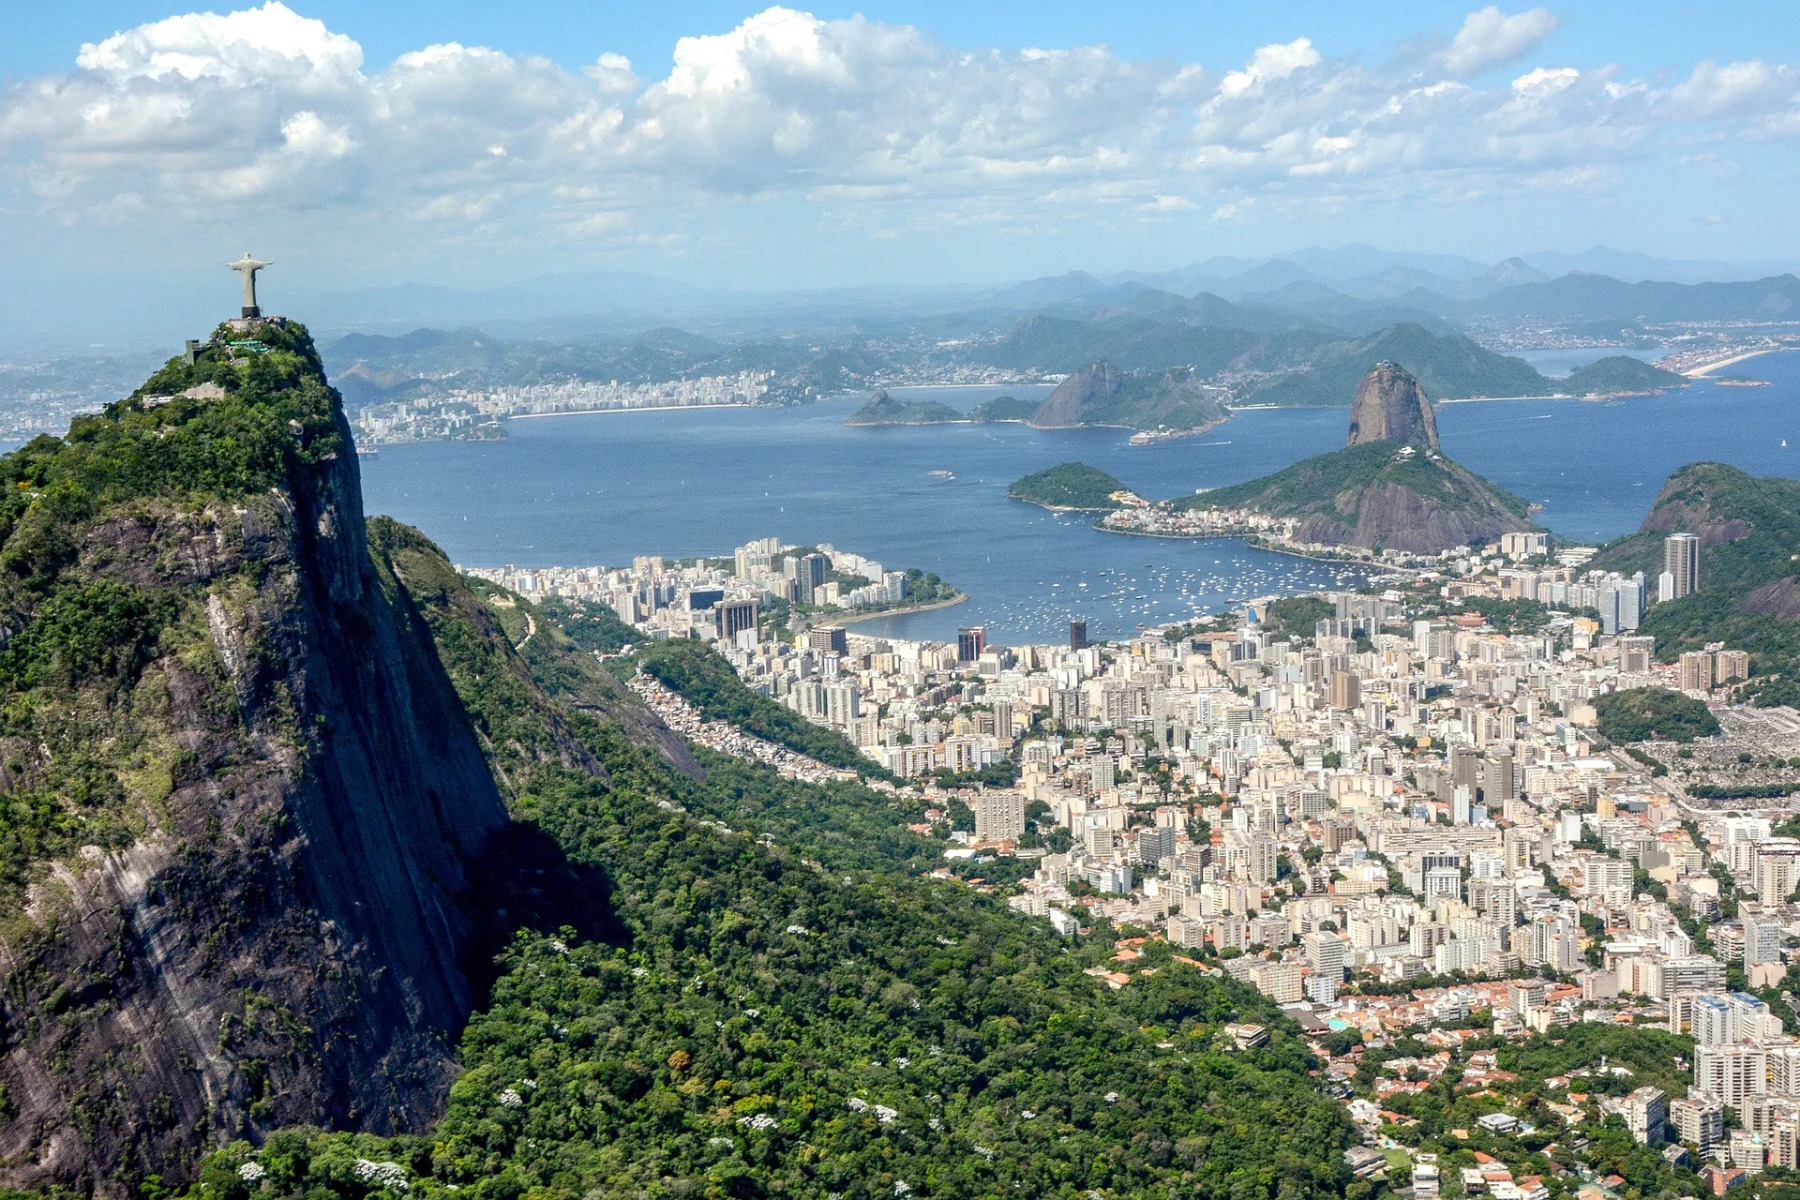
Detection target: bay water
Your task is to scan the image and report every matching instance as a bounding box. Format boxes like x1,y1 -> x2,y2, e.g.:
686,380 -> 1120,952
360,352 -> 1800,645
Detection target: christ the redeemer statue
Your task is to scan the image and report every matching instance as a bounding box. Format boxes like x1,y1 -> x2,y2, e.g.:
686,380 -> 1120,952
228,252 -> 271,318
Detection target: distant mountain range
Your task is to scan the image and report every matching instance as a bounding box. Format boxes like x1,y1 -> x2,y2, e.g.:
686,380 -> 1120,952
281,242 -> 1800,418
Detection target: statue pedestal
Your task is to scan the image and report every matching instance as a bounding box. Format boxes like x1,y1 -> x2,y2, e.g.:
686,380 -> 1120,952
242,306 -> 261,318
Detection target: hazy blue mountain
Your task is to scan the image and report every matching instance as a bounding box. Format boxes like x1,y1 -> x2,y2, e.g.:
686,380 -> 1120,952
1520,246 -> 1770,284
1472,273 -> 1800,323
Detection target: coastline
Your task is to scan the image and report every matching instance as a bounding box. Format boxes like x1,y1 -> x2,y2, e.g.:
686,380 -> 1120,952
1010,496 -> 1118,515
510,402 -> 755,420
810,592 -> 969,628
1025,415 -> 1230,439
1686,347 -> 1786,378
884,382 -> 1046,391
1434,392 -> 1565,407
1095,523 -> 1413,571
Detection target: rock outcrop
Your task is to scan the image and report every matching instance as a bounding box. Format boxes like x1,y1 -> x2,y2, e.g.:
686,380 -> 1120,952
1028,362 -> 1226,433
0,322 -> 529,1193
1345,361 -> 1439,449
1185,363 -> 1532,554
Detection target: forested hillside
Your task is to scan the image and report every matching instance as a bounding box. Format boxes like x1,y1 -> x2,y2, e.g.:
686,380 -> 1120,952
0,318 -> 1356,1200
189,521 -> 1356,1200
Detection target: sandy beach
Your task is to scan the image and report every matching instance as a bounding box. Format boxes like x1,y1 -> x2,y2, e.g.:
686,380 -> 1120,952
1685,347 -> 1787,378
509,402 -> 754,420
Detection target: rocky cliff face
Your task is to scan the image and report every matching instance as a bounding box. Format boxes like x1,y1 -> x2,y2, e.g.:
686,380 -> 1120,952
1345,361 -> 1439,449
0,323 -> 515,1194
1287,465 -> 1532,554
1192,363 -> 1532,554
1028,362 -> 1124,428
1028,362 -> 1226,432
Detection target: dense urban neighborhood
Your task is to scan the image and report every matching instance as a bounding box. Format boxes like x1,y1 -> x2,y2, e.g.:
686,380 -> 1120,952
470,524 -> 1800,1196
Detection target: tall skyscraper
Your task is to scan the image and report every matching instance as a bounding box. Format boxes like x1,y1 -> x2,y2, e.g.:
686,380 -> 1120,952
1069,619 -> 1088,651
1664,533 -> 1700,600
785,552 -> 829,602
716,598 -> 759,640
957,625 -> 987,663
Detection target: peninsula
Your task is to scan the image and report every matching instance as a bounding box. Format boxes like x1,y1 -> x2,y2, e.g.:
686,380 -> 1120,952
1177,363 -> 1534,554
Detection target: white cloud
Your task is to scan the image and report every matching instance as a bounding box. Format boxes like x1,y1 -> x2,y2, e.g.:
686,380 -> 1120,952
587,53 -> 639,97
1217,39 -> 1320,100
1511,66 -> 1579,94
0,2 -> 1796,253
76,1 -> 362,88
1440,7 -> 1559,78
280,111 -> 352,158
1668,59 -> 1794,119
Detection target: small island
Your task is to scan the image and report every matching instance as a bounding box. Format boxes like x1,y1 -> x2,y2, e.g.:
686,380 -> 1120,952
844,390 -> 964,426
968,394 -> 1038,422
1559,356 -> 1689,397
845,391 -> 1042,427
1009,462 -> 1139,511
1028,362 -> 1227,436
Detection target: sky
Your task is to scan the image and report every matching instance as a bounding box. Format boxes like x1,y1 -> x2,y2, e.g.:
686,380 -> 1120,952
3,2 -> 1800,346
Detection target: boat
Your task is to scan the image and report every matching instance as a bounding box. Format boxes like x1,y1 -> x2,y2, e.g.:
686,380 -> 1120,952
928,469 -> 955,479
357,446 -> 380,458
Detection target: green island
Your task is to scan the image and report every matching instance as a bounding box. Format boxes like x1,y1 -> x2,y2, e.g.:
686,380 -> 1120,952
1594,686 -> 1723,743
1030,362 -> 1227,433
968,393 -> 1038,421
1008,461 -> 1132,510
843,390 -> 964,425
1558,355 -> 1689,395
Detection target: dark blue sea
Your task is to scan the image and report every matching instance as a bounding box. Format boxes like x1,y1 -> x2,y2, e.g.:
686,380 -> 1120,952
359,349 -> 1800,645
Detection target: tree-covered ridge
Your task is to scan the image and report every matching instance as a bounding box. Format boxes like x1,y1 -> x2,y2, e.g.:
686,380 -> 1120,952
1594,686 -> 1722,743
1008,462 -> 1130,510
1179,442 -> 1517,517
0,320 -> 350,906
0,320 -> 344,586
1593,463 -> 1800,589
1245,324 -> 1549,406
536,595 -> 641,654
633,635 -> 886,778
1179,440 -> 1532,522
186,523 -> 1358,1200
1592,463 -> 1800,702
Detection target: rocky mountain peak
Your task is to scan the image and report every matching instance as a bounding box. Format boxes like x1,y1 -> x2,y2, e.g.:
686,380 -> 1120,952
1346,361 -> 1439,450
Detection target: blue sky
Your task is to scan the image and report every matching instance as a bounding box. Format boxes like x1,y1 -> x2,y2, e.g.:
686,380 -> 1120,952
10,2 -> 1800,85
2,3 -> 1799,345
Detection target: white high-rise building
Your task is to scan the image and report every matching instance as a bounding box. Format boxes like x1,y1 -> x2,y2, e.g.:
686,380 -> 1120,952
1697,1044 -> 1769,1110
